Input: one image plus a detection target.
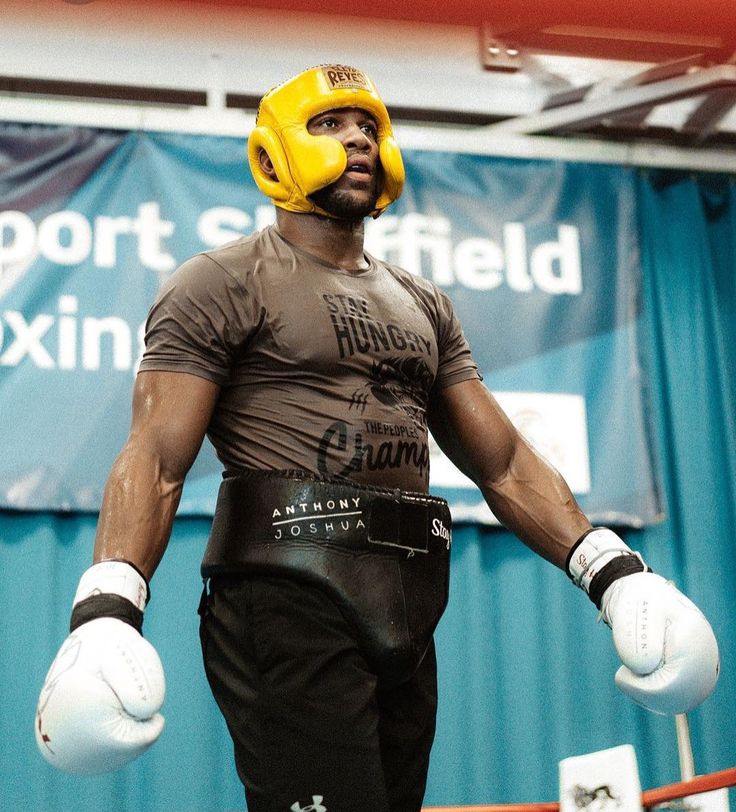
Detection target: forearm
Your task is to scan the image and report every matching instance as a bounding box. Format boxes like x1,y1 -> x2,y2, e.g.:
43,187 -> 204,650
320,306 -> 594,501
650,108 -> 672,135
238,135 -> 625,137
93,440 -> 185,580
480,435 -> 591,568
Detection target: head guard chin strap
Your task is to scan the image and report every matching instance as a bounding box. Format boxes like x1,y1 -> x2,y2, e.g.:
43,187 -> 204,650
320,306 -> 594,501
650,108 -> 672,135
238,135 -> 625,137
248,64 -> 405,218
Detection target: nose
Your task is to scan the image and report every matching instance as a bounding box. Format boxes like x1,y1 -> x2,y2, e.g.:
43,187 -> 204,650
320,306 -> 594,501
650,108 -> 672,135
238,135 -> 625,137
342,122 -> 372,151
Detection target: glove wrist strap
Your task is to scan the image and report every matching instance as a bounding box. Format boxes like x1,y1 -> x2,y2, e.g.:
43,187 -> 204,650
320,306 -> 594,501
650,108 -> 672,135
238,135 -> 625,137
70,594 -> 144,634
588,555 -> 648,610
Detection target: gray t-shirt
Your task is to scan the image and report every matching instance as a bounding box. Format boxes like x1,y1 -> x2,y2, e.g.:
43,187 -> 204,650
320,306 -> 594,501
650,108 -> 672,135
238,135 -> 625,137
139,225 -> 480,492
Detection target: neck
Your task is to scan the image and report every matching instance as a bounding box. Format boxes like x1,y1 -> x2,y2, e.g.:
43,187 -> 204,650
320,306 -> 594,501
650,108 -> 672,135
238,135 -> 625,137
274,209 -> 368,271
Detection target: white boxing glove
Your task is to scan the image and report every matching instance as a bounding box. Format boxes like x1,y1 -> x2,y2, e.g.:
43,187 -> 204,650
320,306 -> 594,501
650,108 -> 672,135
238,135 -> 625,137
35,561 -> 166,774
568,528 -> 720,716
601,570 -> 720,714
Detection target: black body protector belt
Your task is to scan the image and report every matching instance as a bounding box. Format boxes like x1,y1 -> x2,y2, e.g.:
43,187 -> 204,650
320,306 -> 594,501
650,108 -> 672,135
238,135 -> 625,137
202,469 -> 453,682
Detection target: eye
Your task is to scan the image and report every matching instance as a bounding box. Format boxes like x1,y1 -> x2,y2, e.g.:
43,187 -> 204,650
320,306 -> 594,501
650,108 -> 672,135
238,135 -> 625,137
317,116 -> 338,129
361,122 -> 378,139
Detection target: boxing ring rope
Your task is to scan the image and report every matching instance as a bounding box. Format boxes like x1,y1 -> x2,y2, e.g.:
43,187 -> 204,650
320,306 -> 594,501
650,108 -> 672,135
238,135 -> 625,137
422,766 -> 736,812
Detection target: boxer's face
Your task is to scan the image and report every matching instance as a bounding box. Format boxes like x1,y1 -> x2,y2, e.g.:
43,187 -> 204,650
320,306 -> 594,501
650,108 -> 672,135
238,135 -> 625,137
306,107 -> 383,220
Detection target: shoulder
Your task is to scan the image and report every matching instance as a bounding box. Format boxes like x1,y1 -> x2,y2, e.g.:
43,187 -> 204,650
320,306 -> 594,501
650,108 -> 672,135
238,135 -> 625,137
163,226 -> 280,293
197,225 -> 280,276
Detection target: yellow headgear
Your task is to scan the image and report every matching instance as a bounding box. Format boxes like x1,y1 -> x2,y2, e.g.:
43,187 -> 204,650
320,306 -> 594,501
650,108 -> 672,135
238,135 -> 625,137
248,64 -> 405,218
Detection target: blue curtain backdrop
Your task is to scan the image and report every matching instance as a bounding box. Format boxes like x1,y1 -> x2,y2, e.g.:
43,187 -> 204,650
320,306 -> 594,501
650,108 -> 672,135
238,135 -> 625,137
2,167 -> 735,810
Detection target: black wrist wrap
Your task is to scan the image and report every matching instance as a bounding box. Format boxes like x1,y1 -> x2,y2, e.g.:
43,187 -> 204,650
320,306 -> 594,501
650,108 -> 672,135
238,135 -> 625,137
588,555 -> 650,610
70,594 -> 144,634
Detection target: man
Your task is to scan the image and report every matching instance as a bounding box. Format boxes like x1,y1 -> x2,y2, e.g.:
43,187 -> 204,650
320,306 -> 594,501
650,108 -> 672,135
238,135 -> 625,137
36,65 -> 719,812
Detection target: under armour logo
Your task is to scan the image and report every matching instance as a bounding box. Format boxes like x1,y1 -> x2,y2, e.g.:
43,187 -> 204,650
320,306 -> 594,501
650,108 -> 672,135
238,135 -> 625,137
290,796 -> 327,812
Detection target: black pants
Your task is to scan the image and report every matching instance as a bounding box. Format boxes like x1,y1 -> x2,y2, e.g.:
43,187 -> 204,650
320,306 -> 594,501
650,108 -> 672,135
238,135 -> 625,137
199,574 -> 438,812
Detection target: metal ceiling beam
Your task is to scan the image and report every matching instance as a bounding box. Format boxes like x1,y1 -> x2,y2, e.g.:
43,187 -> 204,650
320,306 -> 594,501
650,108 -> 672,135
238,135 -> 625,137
682,88 -> 736,143
612,53 -> 710,89
484,63 -> 736,135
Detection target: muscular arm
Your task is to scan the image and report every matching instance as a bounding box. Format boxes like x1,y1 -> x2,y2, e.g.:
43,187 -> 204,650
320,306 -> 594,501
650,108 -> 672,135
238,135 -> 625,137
428,378 -> 591,568
93,370 -> 220,580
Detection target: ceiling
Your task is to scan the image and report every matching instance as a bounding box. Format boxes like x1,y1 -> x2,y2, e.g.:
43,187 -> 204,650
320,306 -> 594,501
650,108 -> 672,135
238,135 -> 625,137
172,0 -> 733,39
12,0 -> 736,150
171,0 -> 736,147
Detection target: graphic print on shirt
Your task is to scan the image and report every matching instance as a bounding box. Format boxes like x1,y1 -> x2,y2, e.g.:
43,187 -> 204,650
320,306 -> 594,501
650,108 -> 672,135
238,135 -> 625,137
318,291 -> 434,483
321,292 -> 433,361
349,357 -> 434,421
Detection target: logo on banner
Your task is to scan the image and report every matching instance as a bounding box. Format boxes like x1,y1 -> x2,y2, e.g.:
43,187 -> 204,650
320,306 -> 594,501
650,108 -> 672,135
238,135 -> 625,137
429,392 -> 592,509
367,214 -> 582,294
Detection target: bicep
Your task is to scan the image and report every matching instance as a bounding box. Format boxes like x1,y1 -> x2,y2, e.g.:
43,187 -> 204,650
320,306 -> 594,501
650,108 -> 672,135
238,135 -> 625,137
94,371 -> 220,575
127,370 -> 220,480
429,380 -> 590,566
428,378 -> 520,487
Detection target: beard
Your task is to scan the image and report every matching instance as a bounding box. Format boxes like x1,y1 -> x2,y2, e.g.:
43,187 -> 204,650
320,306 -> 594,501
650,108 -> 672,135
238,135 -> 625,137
309,166 -> 383,220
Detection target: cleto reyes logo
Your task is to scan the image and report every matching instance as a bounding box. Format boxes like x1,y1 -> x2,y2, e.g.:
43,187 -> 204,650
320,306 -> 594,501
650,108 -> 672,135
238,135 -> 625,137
432,517 -> 451,548
322,65 -> 369,90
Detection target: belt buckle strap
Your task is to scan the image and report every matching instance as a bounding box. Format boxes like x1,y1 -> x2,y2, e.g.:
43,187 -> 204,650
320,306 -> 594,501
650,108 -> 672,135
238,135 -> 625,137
368,497 -> 430,555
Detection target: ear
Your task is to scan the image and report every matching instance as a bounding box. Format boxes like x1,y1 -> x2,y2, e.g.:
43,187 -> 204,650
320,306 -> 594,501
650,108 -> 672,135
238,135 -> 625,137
258,148 -> 279,181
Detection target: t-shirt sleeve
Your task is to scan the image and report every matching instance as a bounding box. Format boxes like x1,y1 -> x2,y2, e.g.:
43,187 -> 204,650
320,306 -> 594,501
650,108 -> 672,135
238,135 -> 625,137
138,253 -> 259,385
433,288 -> 482,390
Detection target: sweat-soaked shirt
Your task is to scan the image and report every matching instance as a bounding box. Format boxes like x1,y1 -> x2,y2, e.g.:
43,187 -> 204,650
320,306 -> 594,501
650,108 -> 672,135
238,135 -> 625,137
138,225 -> 480,493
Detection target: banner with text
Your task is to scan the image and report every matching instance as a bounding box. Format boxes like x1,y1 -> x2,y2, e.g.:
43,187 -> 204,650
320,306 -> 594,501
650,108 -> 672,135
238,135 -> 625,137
0,123 -> 660,525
